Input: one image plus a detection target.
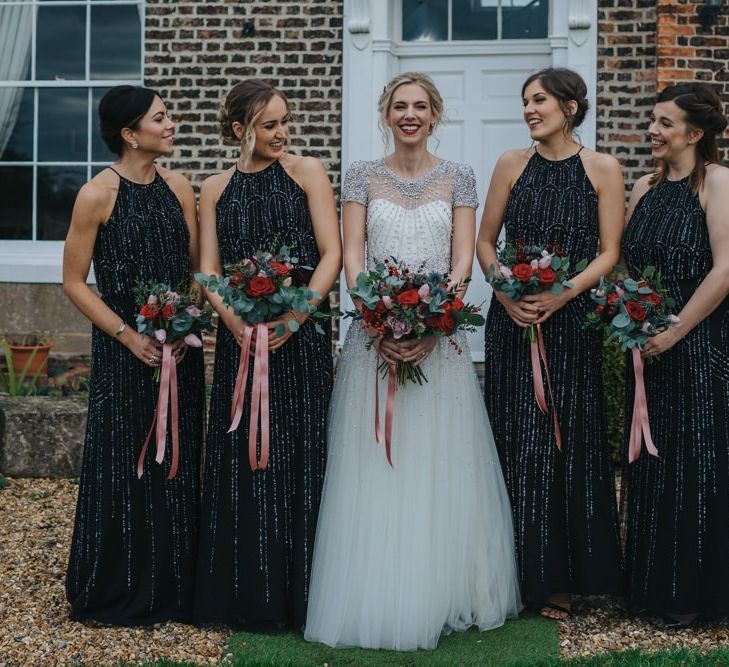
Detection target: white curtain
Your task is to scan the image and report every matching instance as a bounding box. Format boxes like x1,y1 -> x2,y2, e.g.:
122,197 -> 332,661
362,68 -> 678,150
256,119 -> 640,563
0,4 -> 33,158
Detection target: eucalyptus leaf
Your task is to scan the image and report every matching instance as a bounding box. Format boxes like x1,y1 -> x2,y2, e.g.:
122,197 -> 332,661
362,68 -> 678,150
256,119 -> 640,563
612,312 -> 632,328
574,258 -> 589,272
287,319 -> 300,333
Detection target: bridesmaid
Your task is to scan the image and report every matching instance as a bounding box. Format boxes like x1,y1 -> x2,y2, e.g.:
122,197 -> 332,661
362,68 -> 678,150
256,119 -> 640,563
194,80 -> 341,629
476,68 -> 625,618
622,82 -> 729,627
64,85 -> 204,624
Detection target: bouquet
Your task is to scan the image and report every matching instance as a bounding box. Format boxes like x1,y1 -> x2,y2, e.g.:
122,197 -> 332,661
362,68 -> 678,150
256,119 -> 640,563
586,266 -> 681,462
133,281 -> 213,480
486,241 -> 588,450
347,257 -> 485,465
196,246 -> 324,471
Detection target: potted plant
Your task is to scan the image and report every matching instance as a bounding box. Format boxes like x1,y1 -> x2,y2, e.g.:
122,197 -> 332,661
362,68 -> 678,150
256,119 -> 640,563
0,337 -> 49,396
4,334 -> 52,380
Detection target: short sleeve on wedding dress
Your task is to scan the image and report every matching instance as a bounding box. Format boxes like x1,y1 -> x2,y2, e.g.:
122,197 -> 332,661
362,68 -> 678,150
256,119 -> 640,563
452,164 -> 479,209
341,160 -> 368,206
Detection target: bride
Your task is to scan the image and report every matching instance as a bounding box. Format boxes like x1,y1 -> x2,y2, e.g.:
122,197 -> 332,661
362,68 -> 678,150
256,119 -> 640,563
304,72 -> 521,650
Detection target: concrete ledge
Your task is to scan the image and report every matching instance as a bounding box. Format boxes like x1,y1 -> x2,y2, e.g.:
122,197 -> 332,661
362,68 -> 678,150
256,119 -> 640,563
0,395 -> 87,478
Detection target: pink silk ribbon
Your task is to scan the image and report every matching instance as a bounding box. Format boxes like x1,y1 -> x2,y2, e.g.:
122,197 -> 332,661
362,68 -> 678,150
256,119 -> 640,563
536,324 -> 562,451
248,324 -> 270,471
137,343 -> 180,480
529,325 -> 548,415
228,325 -> 254,433
374,358 -> 397,467
628,347 -> 660,463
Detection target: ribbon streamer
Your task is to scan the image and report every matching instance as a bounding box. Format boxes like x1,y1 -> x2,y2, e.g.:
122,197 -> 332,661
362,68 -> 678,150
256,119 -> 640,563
527,324 -> 563,451
374,358 -> 397,467
228,323 -> 271,471
628,347 -> 659,463
137,343 -> 180,480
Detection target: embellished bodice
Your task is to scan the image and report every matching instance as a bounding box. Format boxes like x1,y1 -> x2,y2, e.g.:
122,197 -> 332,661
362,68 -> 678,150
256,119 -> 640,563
502,150 -> 599,261
623,178 -> 711,310
93,171 -> 191,311
341,159 -> 478,274
215,161 -> 321,269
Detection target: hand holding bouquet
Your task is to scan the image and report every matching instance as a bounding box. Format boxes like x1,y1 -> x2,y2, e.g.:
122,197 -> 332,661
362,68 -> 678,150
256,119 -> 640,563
196,246 -> 325,471
486,241 -> 588,450
347,257 -> 485,466
586,266 -> 681,462
133,281 -> 213,480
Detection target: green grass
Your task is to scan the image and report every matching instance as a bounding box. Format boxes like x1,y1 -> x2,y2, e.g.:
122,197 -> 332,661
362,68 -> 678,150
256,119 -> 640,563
225,613 -> 557,666
554,647 -> 729,666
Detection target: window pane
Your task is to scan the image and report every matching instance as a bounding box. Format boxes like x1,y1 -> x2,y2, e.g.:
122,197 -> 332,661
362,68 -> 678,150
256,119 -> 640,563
38,88 -> 88,162
36,5 -> 86,81
402,0 -> 447,42
0,167 -> 33,240
452,0 -> 498,40
0,87 -> 33,162
0,5 -> 32,81
37,166 -> 87,240
92,165 -> 112,178
502,0 -> 549,39
91,88 -> 117,161
91,5 -> 142,80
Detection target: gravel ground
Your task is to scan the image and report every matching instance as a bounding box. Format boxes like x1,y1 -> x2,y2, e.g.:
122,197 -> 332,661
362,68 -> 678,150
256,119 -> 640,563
0,478 -> 230,667
3,478 -> 729,666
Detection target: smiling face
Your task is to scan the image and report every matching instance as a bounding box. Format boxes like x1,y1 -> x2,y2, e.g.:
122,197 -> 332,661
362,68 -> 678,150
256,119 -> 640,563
649,100 -> 703,161
522,79 -> 576,142
249,93 -> 290,161
126,96 -> 175,155
386,83 -> 436,147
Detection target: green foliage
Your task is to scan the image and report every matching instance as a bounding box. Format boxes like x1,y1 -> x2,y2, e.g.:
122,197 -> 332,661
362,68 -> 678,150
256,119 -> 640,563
603,340 -> 626,464
0,338 -> 47,396
0,474 -> 8,490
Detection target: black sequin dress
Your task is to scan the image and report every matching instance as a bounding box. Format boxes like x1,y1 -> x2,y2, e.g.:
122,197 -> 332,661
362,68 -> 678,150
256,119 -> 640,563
194,161 -> 332,629
622,177 -> 729,617
483,149 -> 623,606
66,169 -> 205,625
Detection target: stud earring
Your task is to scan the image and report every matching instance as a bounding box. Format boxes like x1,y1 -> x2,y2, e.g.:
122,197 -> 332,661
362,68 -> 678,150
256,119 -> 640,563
131,142 -> 139,149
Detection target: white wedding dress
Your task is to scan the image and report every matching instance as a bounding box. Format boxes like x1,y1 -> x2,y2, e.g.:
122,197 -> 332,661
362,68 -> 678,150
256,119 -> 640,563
304,159 -> 521,650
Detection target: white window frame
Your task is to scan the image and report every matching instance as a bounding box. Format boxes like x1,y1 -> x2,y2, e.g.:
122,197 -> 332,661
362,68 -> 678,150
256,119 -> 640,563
0,0 -> 145,283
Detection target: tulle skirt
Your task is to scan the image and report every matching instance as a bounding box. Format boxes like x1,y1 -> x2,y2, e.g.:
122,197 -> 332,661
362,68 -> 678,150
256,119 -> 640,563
304,324 -> 521,650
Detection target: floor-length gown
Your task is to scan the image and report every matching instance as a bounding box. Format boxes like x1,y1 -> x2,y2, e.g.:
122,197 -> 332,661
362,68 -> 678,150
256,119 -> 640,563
483,148 -> 623,607
66,169 -> 205,625
304,159 -> 521,651
194,161 -> 332,629
622,176 -> 729,617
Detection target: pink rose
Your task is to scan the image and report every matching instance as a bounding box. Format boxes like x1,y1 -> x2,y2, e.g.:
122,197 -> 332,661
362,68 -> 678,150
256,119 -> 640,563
498,264 -> 513,279
147,295 -> 159,305
385,315 -> 412,340
154,329 -> 167,343
382,295 -> 394,309
538,253 -> 553,269
186,305 -> 202,318
184,333 -> 202,348
417,284 -> 431,304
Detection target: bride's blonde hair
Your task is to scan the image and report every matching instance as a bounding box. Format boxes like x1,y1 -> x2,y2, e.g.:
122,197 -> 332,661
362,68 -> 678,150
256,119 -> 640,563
377,72 -> 444,149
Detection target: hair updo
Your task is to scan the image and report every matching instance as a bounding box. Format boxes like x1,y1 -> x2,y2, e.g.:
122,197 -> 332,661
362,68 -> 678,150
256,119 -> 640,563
219,79 -> 290,166
98,85 -> 159,156
521,67 -> 589,133
651,82 -> 727,192
377,72 -> 444,149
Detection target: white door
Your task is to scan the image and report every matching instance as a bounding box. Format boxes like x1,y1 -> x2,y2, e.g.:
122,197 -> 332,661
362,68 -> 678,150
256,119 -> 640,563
398,53 -> 552,359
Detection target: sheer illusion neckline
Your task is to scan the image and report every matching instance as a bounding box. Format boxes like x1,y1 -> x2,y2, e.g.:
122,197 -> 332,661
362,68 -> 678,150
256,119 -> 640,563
379,158 -> 445,185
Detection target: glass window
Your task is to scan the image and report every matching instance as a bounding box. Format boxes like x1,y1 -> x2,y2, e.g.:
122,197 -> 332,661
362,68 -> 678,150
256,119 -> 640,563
0,0 -> 144,242
402,0 -> 550,41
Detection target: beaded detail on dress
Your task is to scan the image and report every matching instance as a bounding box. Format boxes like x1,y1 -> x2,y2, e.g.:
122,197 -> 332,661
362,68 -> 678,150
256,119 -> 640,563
66,169 -> 204,625
483,150 -> 623,606
622,177 -> 729,616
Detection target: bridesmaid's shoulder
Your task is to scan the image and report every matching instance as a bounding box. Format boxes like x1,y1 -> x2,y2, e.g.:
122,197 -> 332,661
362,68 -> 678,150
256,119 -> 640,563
156,165 -> 195,200
78,168 -> 119,209
281,152 -> 331,189
492,148 -> 532,182
704,162 -> 729,193
579,148 -> 622,178
199,166 -> 236,199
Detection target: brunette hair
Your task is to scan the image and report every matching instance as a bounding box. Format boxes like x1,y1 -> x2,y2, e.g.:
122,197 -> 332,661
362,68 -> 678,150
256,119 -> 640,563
219,79 -> 291,166
377,72 -> 444,148
649,82 -> 728,193
98,85 -> 159,156
521,67 -> 589,135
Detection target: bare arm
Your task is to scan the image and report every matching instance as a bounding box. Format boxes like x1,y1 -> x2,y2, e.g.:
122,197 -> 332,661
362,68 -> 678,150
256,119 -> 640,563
449,205 -> 476,295
62,182 -> 162,367
643,166 -> 729,356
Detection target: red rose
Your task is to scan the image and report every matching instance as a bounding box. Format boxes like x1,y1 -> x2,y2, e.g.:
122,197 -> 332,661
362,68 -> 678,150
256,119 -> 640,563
426,302 -> 455,334
537,268 -> 556,286
229,270 -> 246,288
625,301 -> 647,321
362,306 -> 378,326
246,275 -> 277,297
269,261 -> 289,277
140,304 -> 159,319
595,304 -> 605,313
607,292 -> 620,305
161,303 -> 176,320
641,291 -> 662,306
512,263 -> 533,282
396,289 -> 420,306
452,297 -> 465,311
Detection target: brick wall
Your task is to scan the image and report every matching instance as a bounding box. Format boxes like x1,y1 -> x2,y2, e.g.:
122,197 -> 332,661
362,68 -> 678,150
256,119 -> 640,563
144,0 -> 344,189
596,0 -> 658,190
655,0 -> 729,160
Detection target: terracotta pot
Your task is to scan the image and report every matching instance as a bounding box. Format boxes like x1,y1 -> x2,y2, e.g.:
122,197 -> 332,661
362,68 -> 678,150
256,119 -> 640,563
8,343 -> 52,378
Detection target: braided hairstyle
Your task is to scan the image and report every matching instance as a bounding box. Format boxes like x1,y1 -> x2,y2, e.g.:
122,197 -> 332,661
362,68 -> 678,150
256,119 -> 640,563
650,82 -> 728,192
